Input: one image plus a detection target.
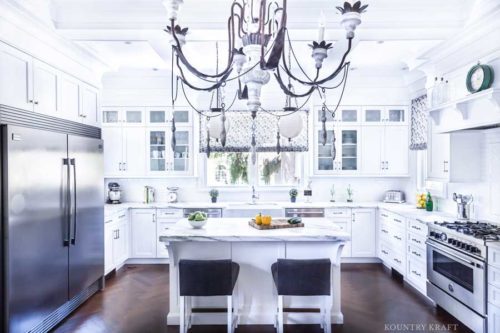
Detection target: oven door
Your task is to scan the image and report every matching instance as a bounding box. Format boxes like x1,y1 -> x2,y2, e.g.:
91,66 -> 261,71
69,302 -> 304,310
426,240 -> 486,315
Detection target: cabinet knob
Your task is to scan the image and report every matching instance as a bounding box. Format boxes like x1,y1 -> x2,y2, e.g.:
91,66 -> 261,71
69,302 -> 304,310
34,101 -> 39,105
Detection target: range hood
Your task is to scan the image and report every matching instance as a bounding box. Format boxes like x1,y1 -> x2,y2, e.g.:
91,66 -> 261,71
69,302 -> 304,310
428,88 -> 500,133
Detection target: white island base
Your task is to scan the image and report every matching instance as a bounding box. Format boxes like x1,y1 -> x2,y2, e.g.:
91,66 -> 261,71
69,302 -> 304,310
160,218 -> 349,327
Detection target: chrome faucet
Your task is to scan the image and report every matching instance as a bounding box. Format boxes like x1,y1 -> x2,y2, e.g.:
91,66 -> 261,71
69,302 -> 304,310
251,186 -> 259,204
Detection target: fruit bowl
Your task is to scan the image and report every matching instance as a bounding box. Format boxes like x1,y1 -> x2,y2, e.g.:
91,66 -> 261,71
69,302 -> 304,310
187,211 -> 208,229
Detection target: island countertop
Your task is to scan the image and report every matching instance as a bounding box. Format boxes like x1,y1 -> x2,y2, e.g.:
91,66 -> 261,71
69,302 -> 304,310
159,217 -> 350,242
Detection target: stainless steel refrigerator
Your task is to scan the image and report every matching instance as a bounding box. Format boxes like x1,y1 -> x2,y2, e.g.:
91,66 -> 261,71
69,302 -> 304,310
1,124 -> 104,333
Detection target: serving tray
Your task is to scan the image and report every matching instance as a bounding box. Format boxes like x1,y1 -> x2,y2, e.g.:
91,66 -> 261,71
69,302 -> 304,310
249,218 -> 304,230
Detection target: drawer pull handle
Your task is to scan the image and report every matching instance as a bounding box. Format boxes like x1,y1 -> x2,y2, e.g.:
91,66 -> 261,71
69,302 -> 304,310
411,270 -> 422,277
332,212 -> 343,215
393,258 -> 401,264
412,238 -> 422,244
411,225 -> 421,231
394,236 -> 402,241
382,250 -> 388,255
118,214 -> 126,219
412,251 -> 421,257
381,214 -> 388,218
382,229 -> 389,234
394,219 -> 402,223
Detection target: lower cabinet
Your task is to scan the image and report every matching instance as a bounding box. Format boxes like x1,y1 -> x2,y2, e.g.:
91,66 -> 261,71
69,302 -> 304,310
156,208 -> 184,258
130,209 -> 157,258
351,209 -> 376,257
490,301 -> 500,333
104,211 -> 129,274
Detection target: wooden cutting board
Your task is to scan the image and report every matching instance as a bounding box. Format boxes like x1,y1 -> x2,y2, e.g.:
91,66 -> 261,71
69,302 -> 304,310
249,218 -> 304,230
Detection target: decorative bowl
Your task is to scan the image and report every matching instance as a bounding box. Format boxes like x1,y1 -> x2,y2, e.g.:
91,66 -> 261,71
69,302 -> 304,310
188,219 -> 207,229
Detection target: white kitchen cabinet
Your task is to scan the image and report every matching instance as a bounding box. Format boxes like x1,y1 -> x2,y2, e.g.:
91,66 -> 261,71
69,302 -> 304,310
325,208 -> 352,257
361,125 -> 409,176
378,210 -> 407,275
130,209 -> 157,258
314,126 -> 360,175
362,106 -> 408,125
147,127 -> 193,175
156,208 -> 184,258
0,43 -> 33,111
351,209 -> 376,257
104,211 -> 129,274
427,121 -> 482,182
102,126 -> 146,177
102,107 -> 145,126
33,59 -> 59,117
489,302 -> 500,333
147,107 -> 191,125
80,84 -> 100,126
60,74 -> 81,121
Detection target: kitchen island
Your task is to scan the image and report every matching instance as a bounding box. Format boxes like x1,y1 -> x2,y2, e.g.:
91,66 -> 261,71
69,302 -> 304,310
159,218 -> 350,326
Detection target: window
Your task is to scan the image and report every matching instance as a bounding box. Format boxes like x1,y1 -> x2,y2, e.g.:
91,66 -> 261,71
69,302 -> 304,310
206,153 -> 250,186
206,152 -> 302,187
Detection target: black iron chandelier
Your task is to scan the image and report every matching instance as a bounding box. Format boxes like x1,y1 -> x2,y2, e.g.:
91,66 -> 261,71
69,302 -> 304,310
163,0 -> 368,163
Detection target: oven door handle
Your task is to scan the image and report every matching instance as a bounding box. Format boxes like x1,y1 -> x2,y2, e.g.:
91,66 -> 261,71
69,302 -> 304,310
426,240 -> 483,268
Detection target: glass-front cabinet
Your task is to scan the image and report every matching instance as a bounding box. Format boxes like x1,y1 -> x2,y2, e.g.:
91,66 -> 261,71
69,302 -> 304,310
362,106 -> 408,125
147,128 -> 192,175
146,107 -> 191,125
102,107 -> 145,126
316,106 -> 360,124
314,126 -> 360,174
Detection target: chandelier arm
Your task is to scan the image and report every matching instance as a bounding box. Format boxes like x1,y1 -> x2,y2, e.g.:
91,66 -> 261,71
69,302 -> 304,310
282,29 -> 313,81
274,68 -> 316,98
176,55 -> 234,91
263,1 -> 279,26
174,45 -> 234,79
323,64 -> 350,116
230,2 -> 247,36
320,63 -> 349,90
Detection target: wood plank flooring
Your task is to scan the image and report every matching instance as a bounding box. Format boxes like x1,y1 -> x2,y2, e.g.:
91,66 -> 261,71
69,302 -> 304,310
52,264 -> 472,333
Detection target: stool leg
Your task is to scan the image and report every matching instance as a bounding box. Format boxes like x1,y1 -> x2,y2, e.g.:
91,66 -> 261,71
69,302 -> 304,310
180,296 -> 185,333
227,295 -> 232,333
324,295 -> 332,333
187,296 -> 193,330
278,295 -> 284,333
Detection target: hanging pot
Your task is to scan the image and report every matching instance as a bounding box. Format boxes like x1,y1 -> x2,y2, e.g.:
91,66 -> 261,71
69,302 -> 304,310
278,112 -> 303,139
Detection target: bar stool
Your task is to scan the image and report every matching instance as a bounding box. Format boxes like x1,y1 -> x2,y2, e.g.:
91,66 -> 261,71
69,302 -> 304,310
179,259 -> 240,333
271,259 -> 332,333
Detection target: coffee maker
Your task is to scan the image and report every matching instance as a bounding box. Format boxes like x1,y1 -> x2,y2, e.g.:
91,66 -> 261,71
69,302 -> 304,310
107,182 -> 122,204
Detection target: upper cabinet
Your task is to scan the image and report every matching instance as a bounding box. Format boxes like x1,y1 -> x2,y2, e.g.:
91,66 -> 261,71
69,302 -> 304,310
0,42 -> 101,126
147,107 -> 191,126
102,107 -> 145,126
313,104 -> 409,177
362,106 -> 408,125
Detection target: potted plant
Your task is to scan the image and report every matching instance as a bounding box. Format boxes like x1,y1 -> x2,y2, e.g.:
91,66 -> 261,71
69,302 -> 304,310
209,189 -> 219,203
289,188 -> 298,203
346,184 -> 354,203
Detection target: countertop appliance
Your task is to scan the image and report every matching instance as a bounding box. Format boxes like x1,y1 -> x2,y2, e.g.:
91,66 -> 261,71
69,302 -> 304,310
183,208 -> 223,218
453,193 -> 473,220
1,125 -> 104,333
426,220 -> 500,333
167,187 -> 179,203
383,190 -> 405,203
107,182 -> 122,204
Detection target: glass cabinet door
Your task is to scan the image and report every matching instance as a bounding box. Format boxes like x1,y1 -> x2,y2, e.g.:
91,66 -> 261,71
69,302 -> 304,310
340,129 -> 359,171
340,109 -> 358,123
173,110 -> 190,124
172,130 -> 190,172
386,108 -> 406,124
125,110 -> 143,124
149,130 -> 166,172
149,109 -> 167,123
363,108 -> 382,123
316,109 -> 336,124
102,110 -> 120,124
316,129 -> 335,171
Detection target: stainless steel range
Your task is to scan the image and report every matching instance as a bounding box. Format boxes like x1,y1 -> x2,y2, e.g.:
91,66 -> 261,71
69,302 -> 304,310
427,221 -> 500,333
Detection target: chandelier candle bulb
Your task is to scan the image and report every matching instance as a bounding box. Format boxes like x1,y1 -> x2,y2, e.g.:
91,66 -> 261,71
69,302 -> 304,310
318,11 -> 326,41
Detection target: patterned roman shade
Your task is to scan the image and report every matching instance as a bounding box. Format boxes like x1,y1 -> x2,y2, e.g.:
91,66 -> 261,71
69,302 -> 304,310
409,95 -> 428,150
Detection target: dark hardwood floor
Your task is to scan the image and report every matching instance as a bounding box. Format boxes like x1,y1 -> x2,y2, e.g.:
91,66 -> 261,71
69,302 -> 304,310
52,264 -> 472,333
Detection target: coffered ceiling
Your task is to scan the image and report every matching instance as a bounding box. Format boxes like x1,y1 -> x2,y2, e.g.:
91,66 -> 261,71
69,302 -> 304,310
28,0 -> 477,72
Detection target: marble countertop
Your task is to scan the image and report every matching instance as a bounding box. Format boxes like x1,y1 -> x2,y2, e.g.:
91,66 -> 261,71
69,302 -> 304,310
105,201 -> 455,224
159,218 -> 351,242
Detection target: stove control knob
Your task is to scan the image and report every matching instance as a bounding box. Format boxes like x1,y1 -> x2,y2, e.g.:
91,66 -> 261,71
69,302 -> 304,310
430,231 -> 436,237
439,233 -> 447,241
452,239 -> 458,246
448,238 -> 454,244
471,247 -> 479,254
455,241 -> 462,248
461,243 -> 467,249
465,244 -> 472,251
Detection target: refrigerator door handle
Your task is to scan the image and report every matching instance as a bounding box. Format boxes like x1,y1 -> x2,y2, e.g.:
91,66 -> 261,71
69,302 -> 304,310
70,158 -> 77,245
63,158 -> 71,247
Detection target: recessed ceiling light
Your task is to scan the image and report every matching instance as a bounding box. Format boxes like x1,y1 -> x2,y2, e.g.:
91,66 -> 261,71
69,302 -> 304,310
377,40 -> 384,44
124,41 -> 132,45
152,68 -> 159,71
350,67 -> 358,71
401,66 -> 409,71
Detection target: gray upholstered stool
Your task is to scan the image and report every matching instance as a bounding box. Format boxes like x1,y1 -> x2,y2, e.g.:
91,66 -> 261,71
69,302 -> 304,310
271,259 -> 332,333
179,259 -> 240,333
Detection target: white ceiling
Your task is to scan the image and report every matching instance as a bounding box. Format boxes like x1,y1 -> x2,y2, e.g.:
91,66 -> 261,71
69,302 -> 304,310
42,0 -> 477,72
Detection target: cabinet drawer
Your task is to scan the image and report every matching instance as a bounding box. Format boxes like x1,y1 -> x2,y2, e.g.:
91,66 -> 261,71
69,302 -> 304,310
379,221 -> 391,242
407,219 -> 427,236
391,214 -> 405,227
407,258 -> 426,291
408,244 -> 425,263
379,242 -> 391,262
489,283 -> 500,308
489,246 -> 500,269
389,225 -> 405,251
326,208 -> 350,218
489,302 -> 500,333
390,250 -> 405,274
489,265 -> 500,289
157,221 -> 176,234
408,232 -> 426,249
157,209 -> 183,219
